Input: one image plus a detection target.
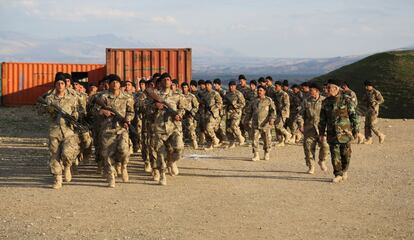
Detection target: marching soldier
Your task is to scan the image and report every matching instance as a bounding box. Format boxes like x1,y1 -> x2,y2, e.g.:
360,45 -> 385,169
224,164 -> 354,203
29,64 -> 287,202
318,79 -> 360,183
272,81 -> 292,147
245,86 -> 276,161
181,82 -> 200,149
362,80 -> 385,144
224,81 -> 246,148
203,80 -> 223,150
213,78 -> 228,143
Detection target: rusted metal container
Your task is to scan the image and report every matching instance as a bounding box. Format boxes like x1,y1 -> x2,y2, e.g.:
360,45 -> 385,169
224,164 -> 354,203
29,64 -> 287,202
1,62 -> 105,106
106,48 -> 192,85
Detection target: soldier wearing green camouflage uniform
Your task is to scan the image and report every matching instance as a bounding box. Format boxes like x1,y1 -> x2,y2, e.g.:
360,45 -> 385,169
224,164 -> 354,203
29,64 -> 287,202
203,80 -> 223,150
287,84 -> 304,144
97,74 -> 135,188
272,81 -> 292,147
151,73 -> 186,185
245,85 -> 276,161
213,78 -> 228,144
318,79 -> 360,183
301,83 -> 329,174
39,72 -> 82,189
224,81 -> 246,148
362,80 -> 385,144
196,80 -> 208,146
237,75 -> 254,140
181,82 -> 199,149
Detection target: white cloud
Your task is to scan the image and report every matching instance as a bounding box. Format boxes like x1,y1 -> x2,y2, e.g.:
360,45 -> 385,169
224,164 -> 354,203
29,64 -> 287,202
151,16 -> 177,25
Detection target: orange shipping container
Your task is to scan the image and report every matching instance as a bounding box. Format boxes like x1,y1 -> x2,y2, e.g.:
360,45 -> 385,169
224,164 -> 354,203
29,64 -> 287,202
1,62 -> 105,106
106,48 -> 192,85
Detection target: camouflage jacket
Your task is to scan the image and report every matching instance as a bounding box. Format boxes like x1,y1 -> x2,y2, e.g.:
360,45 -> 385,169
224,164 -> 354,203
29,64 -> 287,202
272,90 -> 290,119
97,91 -> 135,131
224,90 -> 245,118
318,93 -> 360,144
301,95 -> 325,137
289,92 -> 303,115
44,91 -> 80,137
204,90 -> 223,119
362,88 -> 384,114
152,89 -> 186,134
245,96 -> 277,130
342,89 -> 358,107
182,92 -> 199,119
237,85 -> 253,102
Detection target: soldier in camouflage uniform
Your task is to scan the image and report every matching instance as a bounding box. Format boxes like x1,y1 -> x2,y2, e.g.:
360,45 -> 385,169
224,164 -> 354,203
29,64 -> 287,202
265,76 -> 275,97
196,80 -> 207,146
182,82 -> 200,149
287,84 -> 304,144
300,82 -> 311,102
151,73 -> 186,185
362,80 -> 385,144
213,78 -> 228,143
97,74 -> 135,188
282,80 -> 291,93
237,75 -> 254,140
38,72 -> 82,189
272,81 -> 292,147
131,79 -> 146,153
340,81 -> 358,106
300,83 -> 329,174
224,81 -> 246,148
245,85 -> 276,161
318,79 -> 360,183
203,80 -> 223,150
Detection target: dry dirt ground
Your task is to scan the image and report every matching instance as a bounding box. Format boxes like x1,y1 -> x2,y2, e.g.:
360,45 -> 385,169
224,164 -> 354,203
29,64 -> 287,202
0,106 -> 413,240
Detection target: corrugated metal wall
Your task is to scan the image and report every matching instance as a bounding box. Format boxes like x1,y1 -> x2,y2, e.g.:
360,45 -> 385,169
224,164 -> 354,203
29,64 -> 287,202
1,62 -> 105,106
106,48 -> 192,85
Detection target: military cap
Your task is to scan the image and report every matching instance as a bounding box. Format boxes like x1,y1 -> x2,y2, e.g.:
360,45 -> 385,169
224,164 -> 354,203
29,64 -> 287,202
107,74 -> 121,84
205,80 -> 212,85
265,76 -> 273,81
190,80 -> 198,86
172,79 -> 179,85
228,80 -> 236,86
257,85 -> 266,91
238,74 -> 246,80
64,73 -> 72,80
300,82 -> 310,87
160,72 -> 171,80
181,82 -> 189,88
327,78 -> 341,87
341,81 -> 350,87
364,80 -> 373,86
54,72 -> 66,84
213,78 -> 222,85
309,82 -> 322,92
274,81 -> 282,86
139,79 -> 146,84
282,80 -> 289,86
250,80 -> 257,86
258,77 -> 266,83
291,84 -> 300,89
198,79 -> 205,85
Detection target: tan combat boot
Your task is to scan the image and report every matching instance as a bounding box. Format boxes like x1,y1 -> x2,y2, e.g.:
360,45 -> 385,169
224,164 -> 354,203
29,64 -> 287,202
307,165 -> 315,174
318,161 -> 328,172
170,162 -> 179,176
153,169 -> 160,182
251,152 -> 260,161
342,172 -> 348,181
275,141 -> 285,147
363,137 -> 373,145
52,175 -> 62,189
144,162 -> 152,173
378,133 -> 386,144
213,137 -> 221,147
263,152 -> 270,161
159,170 -> 167,186
107,173 -> 115,188
239,136 -> 245,146
227,142 -> 236,149
121,165 -> 129,182
192,140 -> 198,150
332,175 -> 343,183
64,166 -> 72,182
115,162 -> 122,176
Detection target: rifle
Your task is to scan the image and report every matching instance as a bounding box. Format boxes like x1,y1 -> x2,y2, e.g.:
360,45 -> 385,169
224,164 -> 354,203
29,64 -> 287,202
144,87 -> 179,116
37,97 -> 90,133
95,98 -> 138,136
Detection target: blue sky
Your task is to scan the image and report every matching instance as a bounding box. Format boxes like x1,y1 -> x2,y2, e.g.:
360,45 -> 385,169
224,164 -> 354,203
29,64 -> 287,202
1,0 -> 413,58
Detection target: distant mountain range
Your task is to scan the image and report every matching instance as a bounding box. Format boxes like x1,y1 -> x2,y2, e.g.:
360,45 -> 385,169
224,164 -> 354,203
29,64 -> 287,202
0,31 -> 412,80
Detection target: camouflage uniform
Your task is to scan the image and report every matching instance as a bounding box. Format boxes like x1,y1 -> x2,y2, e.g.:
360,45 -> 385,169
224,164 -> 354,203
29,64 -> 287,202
98,91 -> 135,182
182,91 -> 199,148
287,91 -> 304,141
272,89 -> 291,142
141,94 -> 157,170
204,89 -> 223,147
237,84 -> 254,139
318,93 -> 359,177
223,90 -> 246,145
362,88 -> 384,140
43,91 -> 81,185
301,95 -> 329,168
131,91 -> 145,152
245,96 -> 276,155
215,89 -> 228,143
152,89 -> 186,177
196,90 -> 207,145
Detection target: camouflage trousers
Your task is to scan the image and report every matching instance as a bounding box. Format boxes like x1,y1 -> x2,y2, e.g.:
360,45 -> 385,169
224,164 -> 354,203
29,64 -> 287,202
329,142 -> 351,177
365,112 -> 381,139
91,124 -> 103,165
215,115 -> 227,143
205,115 -> 220,144
196,111 -> 206,145
251,128 -> 272,153
226,114 -> 243,143
153,131 -> 184,171
141,130 -> 157,167
130,117 -> 142,152
287,113 -> 303,136
101,128 -> 131,175
240,113 -> 251,140
183,116 -> 198,145
275,116 -> 290,141
303,134 -> 329,167
49,129 -> 80,176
